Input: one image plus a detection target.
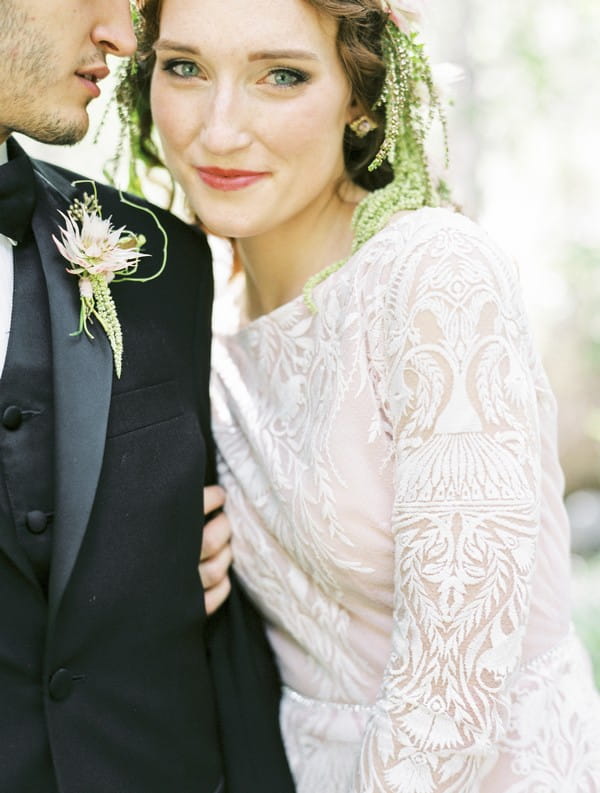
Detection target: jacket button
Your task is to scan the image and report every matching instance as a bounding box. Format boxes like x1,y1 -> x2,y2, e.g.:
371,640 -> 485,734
2,405 -> 22,430
48,668 -> 73,701
26,510 -> 48,534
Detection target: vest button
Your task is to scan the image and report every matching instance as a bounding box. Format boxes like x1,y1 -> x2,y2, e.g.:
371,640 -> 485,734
26,510 -> 48,534
48,668 -> 73,701
2,405 -> 22,430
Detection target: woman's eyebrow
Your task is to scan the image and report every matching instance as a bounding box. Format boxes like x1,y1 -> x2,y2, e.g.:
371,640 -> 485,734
248,49 -> 320,61
154,39 -> 201,54
153,42 -> 321,61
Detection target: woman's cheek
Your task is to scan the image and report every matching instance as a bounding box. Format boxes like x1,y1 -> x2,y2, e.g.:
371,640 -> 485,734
151,80 -> 183,145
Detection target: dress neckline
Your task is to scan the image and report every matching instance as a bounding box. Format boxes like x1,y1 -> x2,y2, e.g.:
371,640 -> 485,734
229,208 -> 426,336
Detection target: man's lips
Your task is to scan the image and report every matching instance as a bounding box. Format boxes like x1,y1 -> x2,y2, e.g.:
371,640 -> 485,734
75,64 -> 110,97
196,167 -> 269,192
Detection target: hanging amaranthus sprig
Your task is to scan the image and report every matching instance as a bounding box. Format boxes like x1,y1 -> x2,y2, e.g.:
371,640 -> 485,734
303,17 -> 450,313
95,1 -> 151,194
53,181 -> 168,378
352,22 -> 448,251
83,272 -> 123,373
368,24 -> 412,173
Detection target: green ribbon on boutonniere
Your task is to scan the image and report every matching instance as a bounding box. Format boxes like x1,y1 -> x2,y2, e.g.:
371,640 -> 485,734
53,181 -> 167,378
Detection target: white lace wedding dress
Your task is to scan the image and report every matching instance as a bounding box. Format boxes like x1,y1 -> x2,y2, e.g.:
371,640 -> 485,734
211,208 -> 600,793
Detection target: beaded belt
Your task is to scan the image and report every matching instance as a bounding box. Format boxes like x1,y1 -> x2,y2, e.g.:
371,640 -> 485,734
282,686 -> 375,714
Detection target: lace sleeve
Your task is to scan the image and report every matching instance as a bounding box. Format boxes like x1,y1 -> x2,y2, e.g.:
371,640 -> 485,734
352,214 -> 542,792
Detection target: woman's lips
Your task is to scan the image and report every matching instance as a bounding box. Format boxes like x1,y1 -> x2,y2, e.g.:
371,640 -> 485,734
196,167 -> 269,192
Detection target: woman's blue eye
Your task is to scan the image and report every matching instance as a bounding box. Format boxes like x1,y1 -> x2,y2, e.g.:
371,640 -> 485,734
166,60 -> 200,79
267,68 -> 308,87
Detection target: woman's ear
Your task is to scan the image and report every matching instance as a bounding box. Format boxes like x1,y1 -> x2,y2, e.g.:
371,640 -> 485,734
346,95 -> 363,125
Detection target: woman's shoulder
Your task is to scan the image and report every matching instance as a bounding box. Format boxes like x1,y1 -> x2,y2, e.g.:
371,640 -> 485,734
374,206 -> 503,251
355,206 -> 519,290
345,206 -> 527,344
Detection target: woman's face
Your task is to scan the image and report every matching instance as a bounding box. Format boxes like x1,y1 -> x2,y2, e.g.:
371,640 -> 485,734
150,0 -> 355,239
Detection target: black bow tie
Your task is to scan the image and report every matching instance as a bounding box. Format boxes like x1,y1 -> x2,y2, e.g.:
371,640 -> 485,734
0,140 -> 36,243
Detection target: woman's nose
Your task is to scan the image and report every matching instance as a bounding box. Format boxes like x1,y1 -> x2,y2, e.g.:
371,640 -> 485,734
199,88 -> 253,155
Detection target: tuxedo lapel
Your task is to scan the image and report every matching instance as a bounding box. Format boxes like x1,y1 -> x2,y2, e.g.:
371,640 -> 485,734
31,162 -> 113,627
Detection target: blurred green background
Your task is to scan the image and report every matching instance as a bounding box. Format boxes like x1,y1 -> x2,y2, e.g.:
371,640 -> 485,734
19,0 -> 600,682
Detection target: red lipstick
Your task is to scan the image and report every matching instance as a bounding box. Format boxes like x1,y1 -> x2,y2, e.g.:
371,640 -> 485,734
197,167 -> 268,192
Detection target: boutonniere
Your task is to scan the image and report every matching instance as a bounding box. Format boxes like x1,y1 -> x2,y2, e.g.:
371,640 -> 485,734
53,181 -> 166,378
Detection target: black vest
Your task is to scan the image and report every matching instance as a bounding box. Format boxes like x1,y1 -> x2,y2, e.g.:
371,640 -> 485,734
0,230 -> 54,594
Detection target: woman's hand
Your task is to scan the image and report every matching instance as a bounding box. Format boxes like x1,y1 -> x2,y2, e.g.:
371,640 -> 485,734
200,485 -> 233,615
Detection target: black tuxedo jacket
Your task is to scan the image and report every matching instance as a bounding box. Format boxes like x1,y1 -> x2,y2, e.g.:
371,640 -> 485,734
0,147 -> 294,793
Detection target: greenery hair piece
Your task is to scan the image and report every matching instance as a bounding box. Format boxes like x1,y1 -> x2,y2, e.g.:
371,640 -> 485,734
352,21 -> 449,251
303,18 -> 450,311
99,2 -> 169,199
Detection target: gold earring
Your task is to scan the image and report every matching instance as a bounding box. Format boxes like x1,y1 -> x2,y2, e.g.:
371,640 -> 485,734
349,115 -> 378,138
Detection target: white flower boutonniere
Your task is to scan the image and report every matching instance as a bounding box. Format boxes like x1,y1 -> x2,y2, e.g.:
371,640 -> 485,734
53,182 -> 167,378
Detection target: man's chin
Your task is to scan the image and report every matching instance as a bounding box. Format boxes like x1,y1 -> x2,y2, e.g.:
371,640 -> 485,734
35,123 -> 89,147
18,112 -> 89,147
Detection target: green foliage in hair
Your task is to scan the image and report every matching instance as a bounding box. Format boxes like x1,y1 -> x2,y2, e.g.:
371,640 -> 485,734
304,20 -> 450,313
99,2 -> 167,197
108,60 -> 142,195
129,0 -> 141,28
351,21 -> 449,252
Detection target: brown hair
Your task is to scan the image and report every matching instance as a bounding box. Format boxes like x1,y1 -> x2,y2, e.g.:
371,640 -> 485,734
128,0 -> 393,191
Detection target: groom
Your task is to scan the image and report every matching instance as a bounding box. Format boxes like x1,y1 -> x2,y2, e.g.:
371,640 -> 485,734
0,2 -> 293,793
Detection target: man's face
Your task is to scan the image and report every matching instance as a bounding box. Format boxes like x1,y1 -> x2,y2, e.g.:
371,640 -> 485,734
0,0 -> 136,145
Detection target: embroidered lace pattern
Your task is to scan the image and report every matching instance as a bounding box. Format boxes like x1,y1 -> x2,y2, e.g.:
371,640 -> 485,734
211,208 -> 600,793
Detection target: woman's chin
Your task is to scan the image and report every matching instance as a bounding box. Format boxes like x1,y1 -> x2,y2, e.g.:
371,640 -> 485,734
196,215 -> 265,241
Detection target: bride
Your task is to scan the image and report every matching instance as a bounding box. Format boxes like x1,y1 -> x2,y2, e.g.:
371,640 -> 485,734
125,0 -> 600,789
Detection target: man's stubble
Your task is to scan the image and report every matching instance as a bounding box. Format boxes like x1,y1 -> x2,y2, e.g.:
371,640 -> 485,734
0,0 -> 89,145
